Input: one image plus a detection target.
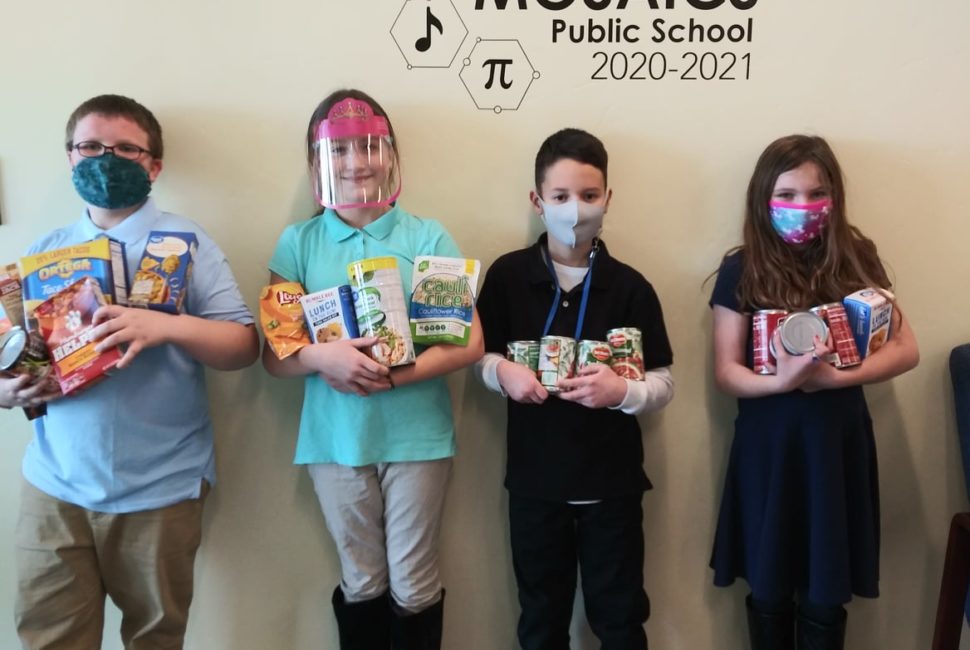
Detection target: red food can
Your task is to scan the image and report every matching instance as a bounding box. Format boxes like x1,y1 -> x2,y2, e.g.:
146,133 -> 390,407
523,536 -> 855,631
811,303 -> 862,368
752,309 -> 787,375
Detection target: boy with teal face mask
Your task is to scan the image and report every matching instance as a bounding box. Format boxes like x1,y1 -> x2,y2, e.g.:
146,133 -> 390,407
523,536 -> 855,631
0,94 -> 259,649
474,128 -> 675,649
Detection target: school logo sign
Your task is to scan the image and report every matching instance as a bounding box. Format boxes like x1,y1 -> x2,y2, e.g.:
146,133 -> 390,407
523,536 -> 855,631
389,0 -> 758,112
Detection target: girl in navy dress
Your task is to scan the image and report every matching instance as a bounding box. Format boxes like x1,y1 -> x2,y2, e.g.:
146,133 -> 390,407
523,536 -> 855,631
709,135 -> 919,650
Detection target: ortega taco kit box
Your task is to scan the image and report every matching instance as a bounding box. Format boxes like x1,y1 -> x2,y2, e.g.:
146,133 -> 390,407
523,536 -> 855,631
19,238 -> 128,330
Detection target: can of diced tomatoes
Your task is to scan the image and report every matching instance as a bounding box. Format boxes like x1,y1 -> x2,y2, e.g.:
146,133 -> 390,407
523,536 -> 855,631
751,309 -> 787,375
576,340 -> 612,372
606,327 -> 644,381
811,302 -> 862,368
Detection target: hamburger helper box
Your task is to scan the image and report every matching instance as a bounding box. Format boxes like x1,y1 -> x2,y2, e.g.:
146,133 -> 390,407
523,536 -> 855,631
842,288 -> 893,359
19,238 -> 128,330
129,232 -> 198,314
34,276 -> 122,395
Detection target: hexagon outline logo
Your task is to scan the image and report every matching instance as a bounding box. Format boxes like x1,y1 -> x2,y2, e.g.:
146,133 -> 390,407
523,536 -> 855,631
390,0 -> 469,70
459,38 -> 541,114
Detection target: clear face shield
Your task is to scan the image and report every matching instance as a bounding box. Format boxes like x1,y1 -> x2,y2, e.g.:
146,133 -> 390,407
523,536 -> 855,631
312,98 -> 402,210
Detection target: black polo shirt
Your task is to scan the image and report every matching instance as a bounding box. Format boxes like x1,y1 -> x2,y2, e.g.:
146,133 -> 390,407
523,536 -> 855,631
477,234 -> 673,501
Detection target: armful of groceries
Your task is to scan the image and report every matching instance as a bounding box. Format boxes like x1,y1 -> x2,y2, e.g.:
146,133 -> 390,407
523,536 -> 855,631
261,256 -> 483,396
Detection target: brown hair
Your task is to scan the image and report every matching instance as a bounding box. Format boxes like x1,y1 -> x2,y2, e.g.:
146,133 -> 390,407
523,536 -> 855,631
726,135 -> 889,310
65,94 -> 163,159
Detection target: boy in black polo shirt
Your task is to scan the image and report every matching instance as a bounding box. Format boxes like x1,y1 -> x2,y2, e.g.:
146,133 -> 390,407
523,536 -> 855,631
474,128 -> 674,649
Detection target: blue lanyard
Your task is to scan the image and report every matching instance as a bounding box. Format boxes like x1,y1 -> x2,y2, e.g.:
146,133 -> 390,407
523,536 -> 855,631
541,242 -> 598,340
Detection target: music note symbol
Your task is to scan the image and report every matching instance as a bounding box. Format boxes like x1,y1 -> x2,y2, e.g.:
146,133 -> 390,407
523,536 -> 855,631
414,6 -> 443,53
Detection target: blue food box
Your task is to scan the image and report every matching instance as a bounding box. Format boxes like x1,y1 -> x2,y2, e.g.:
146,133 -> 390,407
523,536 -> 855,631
129,232 -> 198,314
300,285 -> 359,343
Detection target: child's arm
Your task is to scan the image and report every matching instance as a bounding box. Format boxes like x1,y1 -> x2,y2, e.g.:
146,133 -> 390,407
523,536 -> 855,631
260,272 -> 390,396
713,305 -> 828,398
489,355 -> 549,404
802,305 -> 919,391
389,308 -> 485,388
92,305 -> 259,371
609,367 -> 674,415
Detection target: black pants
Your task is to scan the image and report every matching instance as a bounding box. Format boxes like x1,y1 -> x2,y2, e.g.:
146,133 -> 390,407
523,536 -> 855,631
509,493 -> 649,650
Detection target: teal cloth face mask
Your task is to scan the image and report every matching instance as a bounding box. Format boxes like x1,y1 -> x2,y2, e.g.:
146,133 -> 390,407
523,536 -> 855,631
72,154 -> 152,210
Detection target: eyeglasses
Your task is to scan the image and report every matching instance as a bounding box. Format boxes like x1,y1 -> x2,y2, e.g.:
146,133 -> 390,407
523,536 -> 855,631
70,141 -> 154,160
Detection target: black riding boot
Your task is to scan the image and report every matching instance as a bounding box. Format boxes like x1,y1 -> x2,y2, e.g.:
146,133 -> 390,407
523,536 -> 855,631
796,605 -> 846,650
747,595 -> 795,650
390,592 -> 444,650
332,586 -> 391,650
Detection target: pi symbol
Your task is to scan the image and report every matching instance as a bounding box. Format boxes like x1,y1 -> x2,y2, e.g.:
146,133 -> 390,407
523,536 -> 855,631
459,38 -> 541,114
390,0 -> 468,69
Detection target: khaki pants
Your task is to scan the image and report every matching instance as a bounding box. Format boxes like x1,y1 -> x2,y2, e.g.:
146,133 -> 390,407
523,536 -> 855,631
308,459 -> 451,613
14,480 -> 208,650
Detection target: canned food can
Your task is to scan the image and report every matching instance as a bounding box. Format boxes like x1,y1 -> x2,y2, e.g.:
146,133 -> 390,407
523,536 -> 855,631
770,311 -> 829,356
506,340 -> 540,371
606,327 -> 644,380
576,340 -> 612,372
811,303 -> 861,368
0,326 -> 52,378
347,257 -> 416,367
0,327 -> 53,421
538,336 -> 576,392
752,309 -> 787,375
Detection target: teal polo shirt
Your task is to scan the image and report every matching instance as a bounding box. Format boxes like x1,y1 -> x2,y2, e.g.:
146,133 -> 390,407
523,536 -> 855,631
269,206 -> 462,466
22,198 -> 254,513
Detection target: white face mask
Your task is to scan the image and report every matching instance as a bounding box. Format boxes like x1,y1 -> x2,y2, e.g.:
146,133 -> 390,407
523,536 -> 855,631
539,199 -> 605,248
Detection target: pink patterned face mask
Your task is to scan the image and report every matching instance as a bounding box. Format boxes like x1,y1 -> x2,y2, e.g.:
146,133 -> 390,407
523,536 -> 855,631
768,199 -> 832,244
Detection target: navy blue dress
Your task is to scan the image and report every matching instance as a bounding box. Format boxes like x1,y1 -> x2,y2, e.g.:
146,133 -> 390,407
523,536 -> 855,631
709,252 -> 880,605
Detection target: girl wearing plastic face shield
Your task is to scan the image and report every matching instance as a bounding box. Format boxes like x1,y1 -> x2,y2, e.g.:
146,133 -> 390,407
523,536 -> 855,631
530,157 -> 612,267
262,90 -> 483,650
328,134 -> 395,215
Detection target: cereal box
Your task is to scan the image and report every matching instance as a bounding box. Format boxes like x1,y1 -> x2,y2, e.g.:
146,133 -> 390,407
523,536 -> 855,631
34,277 -> 122,395
19,238 -> 128,330
301,285 -> 359,344
0,263 -> 23,335
260,282 -> 311,360
129,232 -> 198,314
842,288 -> 893,359
409,256 -> 481,346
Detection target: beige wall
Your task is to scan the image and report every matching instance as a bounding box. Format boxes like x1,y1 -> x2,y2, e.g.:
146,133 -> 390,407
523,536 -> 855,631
1,1 -> 968,648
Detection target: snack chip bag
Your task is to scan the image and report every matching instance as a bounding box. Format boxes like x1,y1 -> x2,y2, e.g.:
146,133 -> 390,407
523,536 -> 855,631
34,276 -> 122,395
409,256 -> 481,346
260,282 -> 311,360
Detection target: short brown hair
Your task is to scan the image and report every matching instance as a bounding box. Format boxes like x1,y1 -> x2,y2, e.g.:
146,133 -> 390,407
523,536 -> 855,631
65,94 -> 164,159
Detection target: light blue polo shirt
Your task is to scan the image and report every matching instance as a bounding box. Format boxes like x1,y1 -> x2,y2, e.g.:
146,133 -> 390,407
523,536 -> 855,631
22,198 -> 254,513
269,205 -> 461,466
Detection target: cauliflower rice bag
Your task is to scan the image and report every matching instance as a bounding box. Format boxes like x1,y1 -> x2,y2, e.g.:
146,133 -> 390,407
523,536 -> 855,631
409,256 -> 480,346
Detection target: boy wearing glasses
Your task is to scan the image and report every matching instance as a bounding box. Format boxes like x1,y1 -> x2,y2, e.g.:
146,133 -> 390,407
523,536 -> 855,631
1,94 -> 259,649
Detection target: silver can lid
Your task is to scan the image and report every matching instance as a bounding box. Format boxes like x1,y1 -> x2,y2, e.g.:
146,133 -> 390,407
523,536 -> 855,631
0,327 -> 27,371
779,311 -> 828,355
